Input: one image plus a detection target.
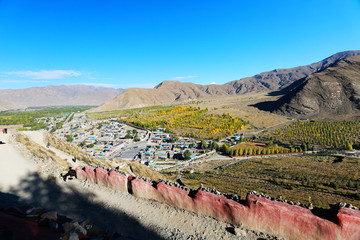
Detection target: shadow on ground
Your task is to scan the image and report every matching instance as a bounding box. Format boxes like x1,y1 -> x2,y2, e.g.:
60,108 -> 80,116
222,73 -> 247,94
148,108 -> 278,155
2,173 -> 164,240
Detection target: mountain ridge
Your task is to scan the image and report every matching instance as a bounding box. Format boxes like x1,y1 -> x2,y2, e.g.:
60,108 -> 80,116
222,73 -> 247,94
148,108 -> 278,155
0,84 -> 124,108
91,50 -> 360,112
0,98 -> 24,111
261,55 -> 360,118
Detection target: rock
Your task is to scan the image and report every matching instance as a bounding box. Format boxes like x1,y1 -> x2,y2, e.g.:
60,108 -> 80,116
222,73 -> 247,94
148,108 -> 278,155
63,222 -> 73,232
69,232 -> 79,240
73,222 -> 87,236
308,202 -> 313,210
25,207 -> 45,215
41,211 -> 57,221
339,202 -> 346,208
234,227 -> 247,237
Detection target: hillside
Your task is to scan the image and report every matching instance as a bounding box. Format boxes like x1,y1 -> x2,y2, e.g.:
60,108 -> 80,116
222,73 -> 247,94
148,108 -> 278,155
91,50 -> 360,112
255,55 -> 360,118
0,98 -> 24,111
0,85 -> 124,107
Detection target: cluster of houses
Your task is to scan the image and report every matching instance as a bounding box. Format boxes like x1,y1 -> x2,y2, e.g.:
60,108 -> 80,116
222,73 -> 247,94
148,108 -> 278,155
48,114 -> 213,167
52,114 -> 147,159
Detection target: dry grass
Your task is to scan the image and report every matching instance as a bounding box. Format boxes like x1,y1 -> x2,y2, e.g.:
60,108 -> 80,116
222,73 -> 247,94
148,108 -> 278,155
129,161 -> 168,181
187,93 -> 290,130
45,133 -> 100,166
15,133 -> 69,168
184,159 -> 238,172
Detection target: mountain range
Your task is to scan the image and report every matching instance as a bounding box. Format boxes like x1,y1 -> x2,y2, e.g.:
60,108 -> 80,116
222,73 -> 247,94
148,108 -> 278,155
0,85 -> 124,109
254,55 -> 360,118
0,98 -> 24,111
1,50 -> 360,119
91,50 -> 360,112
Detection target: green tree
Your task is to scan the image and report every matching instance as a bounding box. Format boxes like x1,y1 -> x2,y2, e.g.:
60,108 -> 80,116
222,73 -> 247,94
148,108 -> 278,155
183,149 -> 191,160
230,149 -> 234,156
239,148 -> 243,155
200,140 -> 207,150
65,135 -> 73,143
243,149 -> 248,155
221,143 -> 229,154
125,133 -> 132,139
171,136 -> 179,143
345,142 -> 353,150
235,149 -> 239,156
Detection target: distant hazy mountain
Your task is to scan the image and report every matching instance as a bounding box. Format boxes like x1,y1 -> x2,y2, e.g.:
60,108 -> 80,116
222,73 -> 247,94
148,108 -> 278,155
91,50 -> 360,112
0,85 -> 124,107
0,98 -> 24,111
254,55 -> 360,117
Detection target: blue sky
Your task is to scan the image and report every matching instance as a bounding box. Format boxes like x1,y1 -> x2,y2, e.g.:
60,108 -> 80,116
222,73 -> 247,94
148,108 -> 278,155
0,0 -> 359,89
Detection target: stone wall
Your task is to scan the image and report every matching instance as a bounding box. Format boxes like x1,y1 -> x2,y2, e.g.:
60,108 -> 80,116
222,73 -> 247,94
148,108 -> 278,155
75,166 -> 360,240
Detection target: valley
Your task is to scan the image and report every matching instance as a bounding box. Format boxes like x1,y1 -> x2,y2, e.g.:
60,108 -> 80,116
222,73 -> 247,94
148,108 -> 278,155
1,51 -> 360,239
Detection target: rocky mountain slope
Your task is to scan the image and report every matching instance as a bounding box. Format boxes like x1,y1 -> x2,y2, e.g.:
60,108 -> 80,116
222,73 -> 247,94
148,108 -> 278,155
0,85 -> 124,108
92,50 -> 360,112
0,98 -> 24,111
255,55 -> 360,117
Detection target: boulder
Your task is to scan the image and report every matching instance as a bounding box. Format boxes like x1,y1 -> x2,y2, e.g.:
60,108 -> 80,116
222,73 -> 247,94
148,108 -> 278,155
41,211 -> 57,221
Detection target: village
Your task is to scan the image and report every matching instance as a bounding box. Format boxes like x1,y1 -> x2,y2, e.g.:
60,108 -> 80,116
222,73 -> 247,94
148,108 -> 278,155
44,112 -> 220,170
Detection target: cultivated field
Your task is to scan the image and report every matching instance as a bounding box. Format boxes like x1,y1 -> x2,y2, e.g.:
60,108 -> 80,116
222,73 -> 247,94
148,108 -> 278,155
164,155 -> 360,208
262,120 -> 360,149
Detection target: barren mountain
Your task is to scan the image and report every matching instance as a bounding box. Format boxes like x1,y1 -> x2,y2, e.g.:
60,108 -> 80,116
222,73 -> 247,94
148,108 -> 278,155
0,85 -> 124,107
92,50 -> 360,112
0,98 -> 24,111
254,55 -> 360,118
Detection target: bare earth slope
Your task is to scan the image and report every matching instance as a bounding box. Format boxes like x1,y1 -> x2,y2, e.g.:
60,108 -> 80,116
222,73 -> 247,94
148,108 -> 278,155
257,55 -> 360,118
0,85 -> 124,107
0,98 -> 24,111
92,50 -> 360,112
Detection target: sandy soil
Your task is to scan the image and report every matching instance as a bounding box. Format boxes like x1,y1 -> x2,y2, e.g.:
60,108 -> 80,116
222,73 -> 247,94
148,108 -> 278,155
0,130 -> 37,192
0,130 -> 279,240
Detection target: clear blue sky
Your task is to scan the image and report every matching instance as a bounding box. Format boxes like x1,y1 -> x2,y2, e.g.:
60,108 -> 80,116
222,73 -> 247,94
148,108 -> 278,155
0,0 -> 359,89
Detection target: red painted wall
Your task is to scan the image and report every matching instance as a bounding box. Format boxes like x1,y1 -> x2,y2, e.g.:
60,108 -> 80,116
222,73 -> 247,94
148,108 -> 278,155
76,166 -> 360,240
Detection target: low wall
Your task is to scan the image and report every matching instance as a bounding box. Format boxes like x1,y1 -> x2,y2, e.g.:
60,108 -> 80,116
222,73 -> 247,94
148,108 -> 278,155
75,166 -> 360,240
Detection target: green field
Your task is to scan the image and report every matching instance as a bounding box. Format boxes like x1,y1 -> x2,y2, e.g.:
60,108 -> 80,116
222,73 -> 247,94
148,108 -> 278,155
0,106 -> 93,130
